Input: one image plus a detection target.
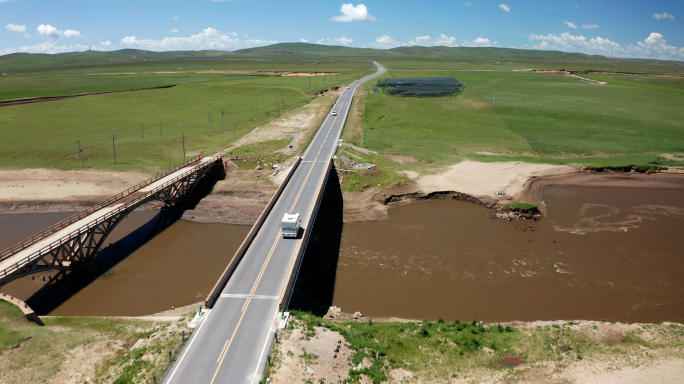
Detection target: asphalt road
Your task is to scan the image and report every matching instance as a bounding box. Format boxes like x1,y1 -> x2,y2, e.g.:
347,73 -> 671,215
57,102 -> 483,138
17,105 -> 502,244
164,62 -> 385,384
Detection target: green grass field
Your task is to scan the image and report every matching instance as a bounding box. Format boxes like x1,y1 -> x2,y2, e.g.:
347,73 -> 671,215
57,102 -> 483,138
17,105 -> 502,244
356,60 -> 684,172
0,57 -> 374,171
1,45 -> 682,174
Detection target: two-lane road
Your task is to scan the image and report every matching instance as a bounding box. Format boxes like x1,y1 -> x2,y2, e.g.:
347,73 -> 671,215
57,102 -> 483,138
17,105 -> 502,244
164,62 -> 385,384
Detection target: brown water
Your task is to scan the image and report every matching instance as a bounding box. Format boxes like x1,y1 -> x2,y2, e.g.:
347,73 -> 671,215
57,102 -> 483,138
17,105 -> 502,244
1,212 -> 250,316
1,182 -> 682,322
331,185 -> 684,323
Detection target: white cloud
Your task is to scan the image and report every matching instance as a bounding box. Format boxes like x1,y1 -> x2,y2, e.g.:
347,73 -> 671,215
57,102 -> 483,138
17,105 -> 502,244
230,31 -> 237,36
299,38 -> 309,43
37,24 -> 62,39
582,24 -> 599,29
462,37 -> 500,47
331,3 -> 376,22
63,29 -> 81,38
528,31 -> 683,60
462,2 -> 474,6
563,21 -> 577,29
653,12 -> 675,20
173,16 -> 179,20
409,34 -> 458,47
121,27 -> 277,51
366,33 -> 477,49
499,4 -> 510,13
316,37 -> 354,46
36,24 -> 81,39
366,35 -> 404,49
5,23 -> 25,33
170,28 -> 179,33
2,41 -> 87,55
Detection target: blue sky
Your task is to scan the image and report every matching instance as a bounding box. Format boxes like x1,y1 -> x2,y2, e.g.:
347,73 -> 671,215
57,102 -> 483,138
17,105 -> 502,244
2,0 -> 683,61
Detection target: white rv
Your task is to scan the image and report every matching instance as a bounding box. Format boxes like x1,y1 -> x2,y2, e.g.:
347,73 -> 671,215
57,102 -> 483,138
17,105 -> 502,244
281,212 -> 301,238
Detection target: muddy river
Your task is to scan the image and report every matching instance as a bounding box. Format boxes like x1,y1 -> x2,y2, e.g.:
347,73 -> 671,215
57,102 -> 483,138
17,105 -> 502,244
1,180 -> 682,322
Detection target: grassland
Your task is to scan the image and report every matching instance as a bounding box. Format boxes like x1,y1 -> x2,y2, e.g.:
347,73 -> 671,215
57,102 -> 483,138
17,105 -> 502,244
0,56 -> 374,172
348,58 -> 684,183
0,300 -> 193,384
265,311 -> 684,384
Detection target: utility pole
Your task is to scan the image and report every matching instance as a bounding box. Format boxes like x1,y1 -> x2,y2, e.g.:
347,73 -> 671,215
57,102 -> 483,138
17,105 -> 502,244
141,123 -> 144,138
168,155 -> 171,169
77,140 -> 81,159
181,132 -> 185,157
160,122 -> 163,137
111,135 -> 117,164
308,77 -> 311,96
221,109 -> 225,131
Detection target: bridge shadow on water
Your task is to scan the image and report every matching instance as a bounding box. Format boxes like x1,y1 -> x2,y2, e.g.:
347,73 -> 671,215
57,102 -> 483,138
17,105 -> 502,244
288,166 -> 343,316
26,165 -> 226,315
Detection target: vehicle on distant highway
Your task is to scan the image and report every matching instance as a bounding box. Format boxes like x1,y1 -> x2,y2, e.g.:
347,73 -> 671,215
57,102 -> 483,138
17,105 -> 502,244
331,111 -> 337,116
346,86 -> 350,89
281,212 -> 301,238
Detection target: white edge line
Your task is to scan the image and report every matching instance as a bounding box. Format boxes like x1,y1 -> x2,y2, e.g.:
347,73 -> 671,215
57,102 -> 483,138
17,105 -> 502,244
252,314 -> 277,383
164,301 -> 215,384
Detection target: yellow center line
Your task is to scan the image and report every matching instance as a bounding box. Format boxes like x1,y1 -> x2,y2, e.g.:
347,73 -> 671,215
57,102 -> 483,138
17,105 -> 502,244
211,112 -> 343,383
248,230 -> 281,296
216,338 -> 231,363
210,304 -> 249,384
290,117 -> 336,212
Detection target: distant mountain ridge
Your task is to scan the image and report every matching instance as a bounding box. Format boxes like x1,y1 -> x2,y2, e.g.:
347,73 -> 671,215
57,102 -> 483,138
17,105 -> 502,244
1,42 -> 680,71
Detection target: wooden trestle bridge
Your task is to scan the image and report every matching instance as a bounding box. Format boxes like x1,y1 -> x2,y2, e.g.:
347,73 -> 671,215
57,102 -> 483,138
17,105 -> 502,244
0,155 -> 222,289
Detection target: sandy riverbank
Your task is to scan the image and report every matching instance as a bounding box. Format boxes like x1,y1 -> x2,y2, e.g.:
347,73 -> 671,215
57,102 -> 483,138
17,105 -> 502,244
2,161 -> 683,224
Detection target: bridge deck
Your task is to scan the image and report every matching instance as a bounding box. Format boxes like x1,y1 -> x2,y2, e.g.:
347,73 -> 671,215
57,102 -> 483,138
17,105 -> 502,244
164,63 -> 386,384
0,155 -> 218,281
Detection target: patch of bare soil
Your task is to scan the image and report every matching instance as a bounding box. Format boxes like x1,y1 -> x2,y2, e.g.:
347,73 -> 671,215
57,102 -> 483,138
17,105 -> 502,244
182,161 -> 283,225
223,95 -> 334,155
386,153 -> 420,164
0,168 -> 150,212
258,71 -> 342,77
268,323 -> 353,384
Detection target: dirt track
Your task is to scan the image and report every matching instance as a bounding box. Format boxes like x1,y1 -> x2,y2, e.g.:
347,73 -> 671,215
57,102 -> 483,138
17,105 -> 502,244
0,85 -> 175,107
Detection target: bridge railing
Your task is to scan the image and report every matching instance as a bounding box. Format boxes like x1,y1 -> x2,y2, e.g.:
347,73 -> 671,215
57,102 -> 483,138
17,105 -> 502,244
0,157 -> 219,282
0,156 -> 204,262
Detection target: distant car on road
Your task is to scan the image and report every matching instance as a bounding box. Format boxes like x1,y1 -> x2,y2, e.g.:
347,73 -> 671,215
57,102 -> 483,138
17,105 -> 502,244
331,111 -> 337,116
346,86 -> 350,89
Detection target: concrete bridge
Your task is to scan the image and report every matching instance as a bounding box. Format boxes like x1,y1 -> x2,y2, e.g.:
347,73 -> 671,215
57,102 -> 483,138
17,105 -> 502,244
0,155 -> 222,288
165,62 -> 386,384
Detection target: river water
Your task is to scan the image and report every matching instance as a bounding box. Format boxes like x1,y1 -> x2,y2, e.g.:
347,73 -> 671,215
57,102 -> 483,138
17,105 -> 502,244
1,180 -> 682,322
332,185 -> 684,323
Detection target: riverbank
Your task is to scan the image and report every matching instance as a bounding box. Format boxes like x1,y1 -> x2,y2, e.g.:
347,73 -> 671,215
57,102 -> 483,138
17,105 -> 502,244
2,161 -> 683,224
266,310 -> 684,384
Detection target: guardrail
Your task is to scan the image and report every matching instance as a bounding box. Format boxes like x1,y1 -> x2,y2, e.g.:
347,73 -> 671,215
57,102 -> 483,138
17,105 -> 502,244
0,155 -> 204,262
0,156 -> 219,283
204,157 -> 302,309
